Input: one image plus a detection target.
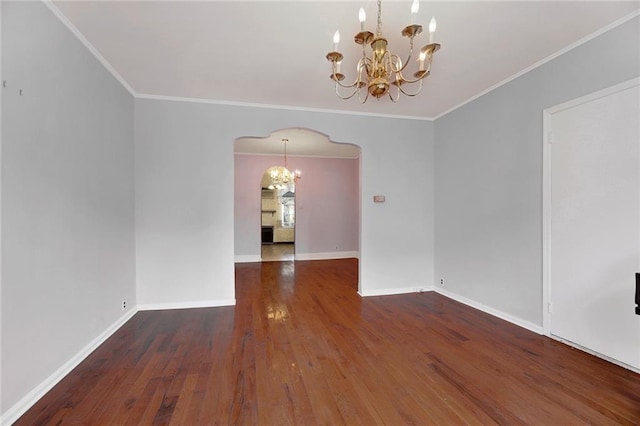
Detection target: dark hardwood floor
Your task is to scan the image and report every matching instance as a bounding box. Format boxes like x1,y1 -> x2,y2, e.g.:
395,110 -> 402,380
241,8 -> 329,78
16,259 -> 640,425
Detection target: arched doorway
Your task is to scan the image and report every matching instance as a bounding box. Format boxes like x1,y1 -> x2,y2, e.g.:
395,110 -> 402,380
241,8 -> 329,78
233,128 -> 361,263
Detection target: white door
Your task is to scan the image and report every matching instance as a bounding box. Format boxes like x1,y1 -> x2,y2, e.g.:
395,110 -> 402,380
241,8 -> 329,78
549,82 -> 640,369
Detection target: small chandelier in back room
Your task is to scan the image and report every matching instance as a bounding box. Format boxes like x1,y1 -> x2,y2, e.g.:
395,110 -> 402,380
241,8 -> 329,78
266,139 -> 302,190
326,0 -> 441,103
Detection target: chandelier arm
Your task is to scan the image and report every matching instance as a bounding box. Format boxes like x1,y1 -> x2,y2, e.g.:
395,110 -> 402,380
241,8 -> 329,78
388,83 -> 401,102
358,87 -> 370,104
395,70 -> 427,85
361,57 -> 373,79
332,57 -> 369,90
395,55 -> 435,85
390,35 -> 416,74
383,51 -> 392,73
334,83 -> 361,100
397,79 -> 424,97
331,68 -> 365,89
390,53 -> 412,74
359,44 -> 370,77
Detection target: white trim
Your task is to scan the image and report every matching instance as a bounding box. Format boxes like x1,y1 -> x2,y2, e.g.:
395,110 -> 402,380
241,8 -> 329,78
542,76 -> 640,346
544,77 -> 640,115
294,251 -> 359,261
234,255 -> 262,263
0,2 -> 3,421
433,10 -> 640,120
137,299 -> 236,311
136,93 -> 433,122
542,77 -> 640,336
0,308 -> 138,426
435,288 -> 544,335
542,109 -> 553,335
359,287 -> 432,297
42,0 -> 136,97
549,334 -> 640,375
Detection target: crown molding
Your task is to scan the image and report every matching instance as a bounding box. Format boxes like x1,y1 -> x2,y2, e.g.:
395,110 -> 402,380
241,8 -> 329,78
433,9 -> 640,120
135,93 -> 434,121
42,0 -> 137,97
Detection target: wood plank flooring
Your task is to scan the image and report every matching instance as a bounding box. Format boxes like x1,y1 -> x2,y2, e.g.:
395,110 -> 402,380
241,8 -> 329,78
261,243 -> 295,262
16,259 -> 640,424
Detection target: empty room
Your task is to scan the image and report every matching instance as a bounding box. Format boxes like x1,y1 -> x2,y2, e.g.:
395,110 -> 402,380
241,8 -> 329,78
2,1 -> 639,424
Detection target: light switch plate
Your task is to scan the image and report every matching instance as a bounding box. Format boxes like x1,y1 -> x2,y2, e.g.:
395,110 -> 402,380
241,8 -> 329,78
373,195 -> 385,203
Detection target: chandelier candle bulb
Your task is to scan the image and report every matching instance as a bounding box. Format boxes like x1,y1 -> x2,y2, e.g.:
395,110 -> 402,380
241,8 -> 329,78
428,16 -> 436,44
419,51 -> 426,71
333,30 -> 340,51
359,8 -> 366,32
411,0 -> 419,25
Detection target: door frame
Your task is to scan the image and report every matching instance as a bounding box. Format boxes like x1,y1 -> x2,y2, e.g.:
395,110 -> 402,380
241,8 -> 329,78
542,77 -> 640,337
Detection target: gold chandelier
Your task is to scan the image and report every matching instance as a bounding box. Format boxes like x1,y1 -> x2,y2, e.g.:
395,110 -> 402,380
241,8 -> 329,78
266,139 -> 302,190
326,0 -> 440,103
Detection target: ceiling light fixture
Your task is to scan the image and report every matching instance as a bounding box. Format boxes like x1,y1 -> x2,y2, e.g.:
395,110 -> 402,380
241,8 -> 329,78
266,139 -> 302,190
326,0 -> 440,103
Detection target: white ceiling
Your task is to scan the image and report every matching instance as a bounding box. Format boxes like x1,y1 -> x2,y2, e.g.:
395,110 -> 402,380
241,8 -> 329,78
51,0 -> 640,156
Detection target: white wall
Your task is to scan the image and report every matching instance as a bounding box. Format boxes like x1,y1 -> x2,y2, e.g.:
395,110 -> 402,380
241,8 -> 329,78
235,154 -> 360,261
434,16 -> 640,327
135,98 -> 435,301
1,1 -> 136,419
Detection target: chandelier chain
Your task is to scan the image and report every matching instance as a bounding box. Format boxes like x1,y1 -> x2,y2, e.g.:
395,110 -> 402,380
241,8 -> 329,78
267,138 -> 301,190
376,0 -> 382,37
283,138 -> 288,169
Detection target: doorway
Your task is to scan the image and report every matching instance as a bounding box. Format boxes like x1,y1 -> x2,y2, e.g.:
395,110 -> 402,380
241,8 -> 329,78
543,78 -> 640,371
260,173 -> 296,262
234,128 -> 361,264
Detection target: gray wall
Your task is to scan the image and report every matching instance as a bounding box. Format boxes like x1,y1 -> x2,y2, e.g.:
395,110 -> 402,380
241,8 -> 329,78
135,98 -> 435,304
434,16 -> 640,326
1,1 -> 136,415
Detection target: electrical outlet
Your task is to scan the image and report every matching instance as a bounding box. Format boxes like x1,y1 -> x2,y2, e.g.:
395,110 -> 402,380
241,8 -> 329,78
122,300 -> 126,310
440,278 -> 445,286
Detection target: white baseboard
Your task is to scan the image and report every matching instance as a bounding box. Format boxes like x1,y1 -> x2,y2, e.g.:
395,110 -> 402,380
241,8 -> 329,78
434,287 -> 544,335
294,251 -> 359,261
0,308 -> 138,426
359,286 -> 433,297
548,334 -> 640,374
234,252 -> 359,263
234,255 -> 261,263
137,299 -> 236,311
